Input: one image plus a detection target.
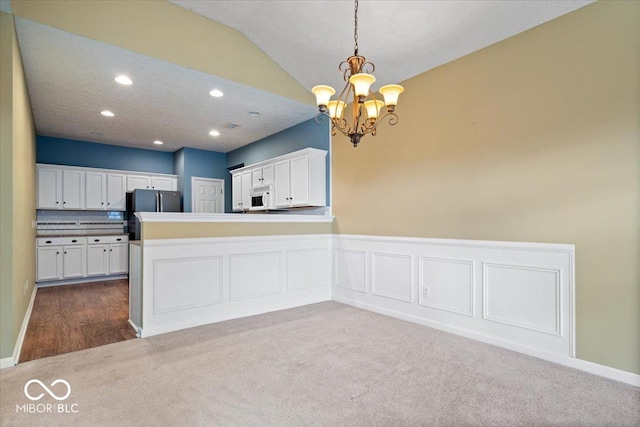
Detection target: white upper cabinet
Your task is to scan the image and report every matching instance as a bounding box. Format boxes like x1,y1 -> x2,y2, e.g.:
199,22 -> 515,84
36,165 -> 86,210
127,174 -> 176,191
106,173 -> 127,210
231,170 -> 253,211
251,163 -> 274,188
273,150 -> 326,209
151,176 -> 172,191
62,170 -> 85,209
127,174 -> 152,191
37,166 -> 62,209
85,171 -> 107,209
37,164 -> 177,211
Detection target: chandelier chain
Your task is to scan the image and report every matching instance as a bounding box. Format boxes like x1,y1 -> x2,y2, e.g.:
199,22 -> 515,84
354,0 -> 359,55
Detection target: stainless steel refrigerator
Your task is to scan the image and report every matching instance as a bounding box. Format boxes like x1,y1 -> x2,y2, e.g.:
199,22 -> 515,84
126,189 -> 182,240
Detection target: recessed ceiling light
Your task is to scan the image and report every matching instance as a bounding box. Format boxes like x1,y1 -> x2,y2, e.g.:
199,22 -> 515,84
209,130 -> 220,137
209,89 -> 224,97
101,110 -> 115,117
248,111 -> 260,117
153,140 -> 164,145
115,75 -> 132,85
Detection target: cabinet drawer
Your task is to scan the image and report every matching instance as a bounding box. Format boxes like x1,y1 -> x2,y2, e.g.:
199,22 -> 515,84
88,235 -> 128,244
37,237 -> 86,246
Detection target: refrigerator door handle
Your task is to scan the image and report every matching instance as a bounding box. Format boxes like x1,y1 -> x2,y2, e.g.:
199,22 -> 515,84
155,193 -> 159,212
160,193 -> 164,212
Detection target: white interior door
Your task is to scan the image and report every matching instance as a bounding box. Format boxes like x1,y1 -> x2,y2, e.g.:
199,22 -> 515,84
192,177 -> 224,213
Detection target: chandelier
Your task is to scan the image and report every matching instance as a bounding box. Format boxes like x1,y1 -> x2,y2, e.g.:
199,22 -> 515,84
312,0 -> 404,147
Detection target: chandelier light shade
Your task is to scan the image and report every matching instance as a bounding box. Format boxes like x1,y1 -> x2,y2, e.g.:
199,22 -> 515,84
312,0 -> 404,147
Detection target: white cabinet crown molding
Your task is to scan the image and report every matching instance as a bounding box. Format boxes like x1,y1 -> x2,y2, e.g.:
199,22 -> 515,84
229,148 -> 327,174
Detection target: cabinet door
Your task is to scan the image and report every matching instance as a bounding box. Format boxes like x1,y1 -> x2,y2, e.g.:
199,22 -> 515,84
262,164 -> 274,186
37,167 -> 62,209
107,173 -> 127,210
85,172 -> 106,210
127,175 -> 151,191
63,245 -> 85,279
151,176 -> 172,190
62,170 -> 85,209
109,243 -> 128,274
251,167 -> 262,188
37,246 -> 62,281
87,244 -> 109,276
231,173 -> 243,211
290,156 -> 310,207
274,160 -> 291,208
241,171 -> 252,210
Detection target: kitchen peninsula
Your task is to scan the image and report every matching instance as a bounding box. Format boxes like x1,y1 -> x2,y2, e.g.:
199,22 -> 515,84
128,212 -> 334,337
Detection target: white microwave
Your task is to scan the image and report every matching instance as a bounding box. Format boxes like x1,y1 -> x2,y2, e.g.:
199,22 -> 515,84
250,185 -> 274,211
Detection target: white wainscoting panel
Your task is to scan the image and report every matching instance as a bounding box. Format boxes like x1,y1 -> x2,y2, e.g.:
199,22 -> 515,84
419,257 -> 474,316
140,235 -> 332,337
287,248 -> 328,291
230,252 -> 281,301
334,249 -> 366,293
483,263 -> 560,335
153,256 -> 222,313
332,235 -> 574,358
371,252 -> 413,303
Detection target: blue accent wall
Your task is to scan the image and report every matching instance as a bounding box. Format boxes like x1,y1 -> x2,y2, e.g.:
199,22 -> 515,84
225,118 -> 330,211
179,148 -> 227,212
37,136 -> 174,174
173,148 -> 185,207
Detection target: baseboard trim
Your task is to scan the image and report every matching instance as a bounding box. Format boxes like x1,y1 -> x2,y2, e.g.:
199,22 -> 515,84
0,357 -> 15,369
37,274 -> 127,288
1,285 -> 38,369
127,319 -> 141,338
333,295 -> 640,388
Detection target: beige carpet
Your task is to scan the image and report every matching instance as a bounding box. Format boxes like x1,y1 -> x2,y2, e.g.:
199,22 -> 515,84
1,302 -> 638,426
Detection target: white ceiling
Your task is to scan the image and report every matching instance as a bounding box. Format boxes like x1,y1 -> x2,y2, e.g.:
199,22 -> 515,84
15,0 -> 593,154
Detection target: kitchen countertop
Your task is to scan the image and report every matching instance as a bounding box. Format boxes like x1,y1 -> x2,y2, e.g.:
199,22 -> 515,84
134,212 -> 334,223
36,233 -> 128,238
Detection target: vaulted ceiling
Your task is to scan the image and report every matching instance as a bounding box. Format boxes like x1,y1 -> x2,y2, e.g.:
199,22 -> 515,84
11,0 -> 593,153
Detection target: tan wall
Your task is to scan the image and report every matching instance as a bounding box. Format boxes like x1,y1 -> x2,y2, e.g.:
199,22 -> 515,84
332,1 -> 640,374
143,222 -> 332,240
10,0 -> 313,105
0,11 -> 36,360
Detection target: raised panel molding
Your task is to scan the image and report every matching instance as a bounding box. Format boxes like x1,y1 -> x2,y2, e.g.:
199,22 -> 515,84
153,256 -> 222,314
287,248 -> 328,291
334,249 -> 366,293
483,263 -> 561,336
419,257 -> 474,316
332,234 -> 574,359
229,252 -> 281,301
370,252 -> 413,303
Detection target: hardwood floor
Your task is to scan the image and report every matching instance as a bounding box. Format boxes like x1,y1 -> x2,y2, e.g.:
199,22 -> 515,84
19,279 -> 137,363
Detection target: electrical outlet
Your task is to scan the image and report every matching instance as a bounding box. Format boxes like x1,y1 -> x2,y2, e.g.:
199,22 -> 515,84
423,286 -> 430,298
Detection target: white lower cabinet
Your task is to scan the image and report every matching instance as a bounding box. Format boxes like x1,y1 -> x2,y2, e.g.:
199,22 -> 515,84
37,235 -> 128,283
36,237 -> 86,281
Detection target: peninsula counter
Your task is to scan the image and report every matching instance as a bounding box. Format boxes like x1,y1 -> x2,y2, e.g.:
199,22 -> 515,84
129,213 -> 334,337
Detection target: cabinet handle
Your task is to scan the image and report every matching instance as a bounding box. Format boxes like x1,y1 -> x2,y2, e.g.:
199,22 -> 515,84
94,239 -> 100,242
108,203 -> 110,205
71,240 -> 77,243
56,251 -> 59,255
101,202 -> 104,205
110,249 -> 113,252
63,201 -> 66,204
55,201 -> 59,205
45,240 -> 52,244
116,238 -> 122,241
103,249 -> 106,252
64,251 -> 67,254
